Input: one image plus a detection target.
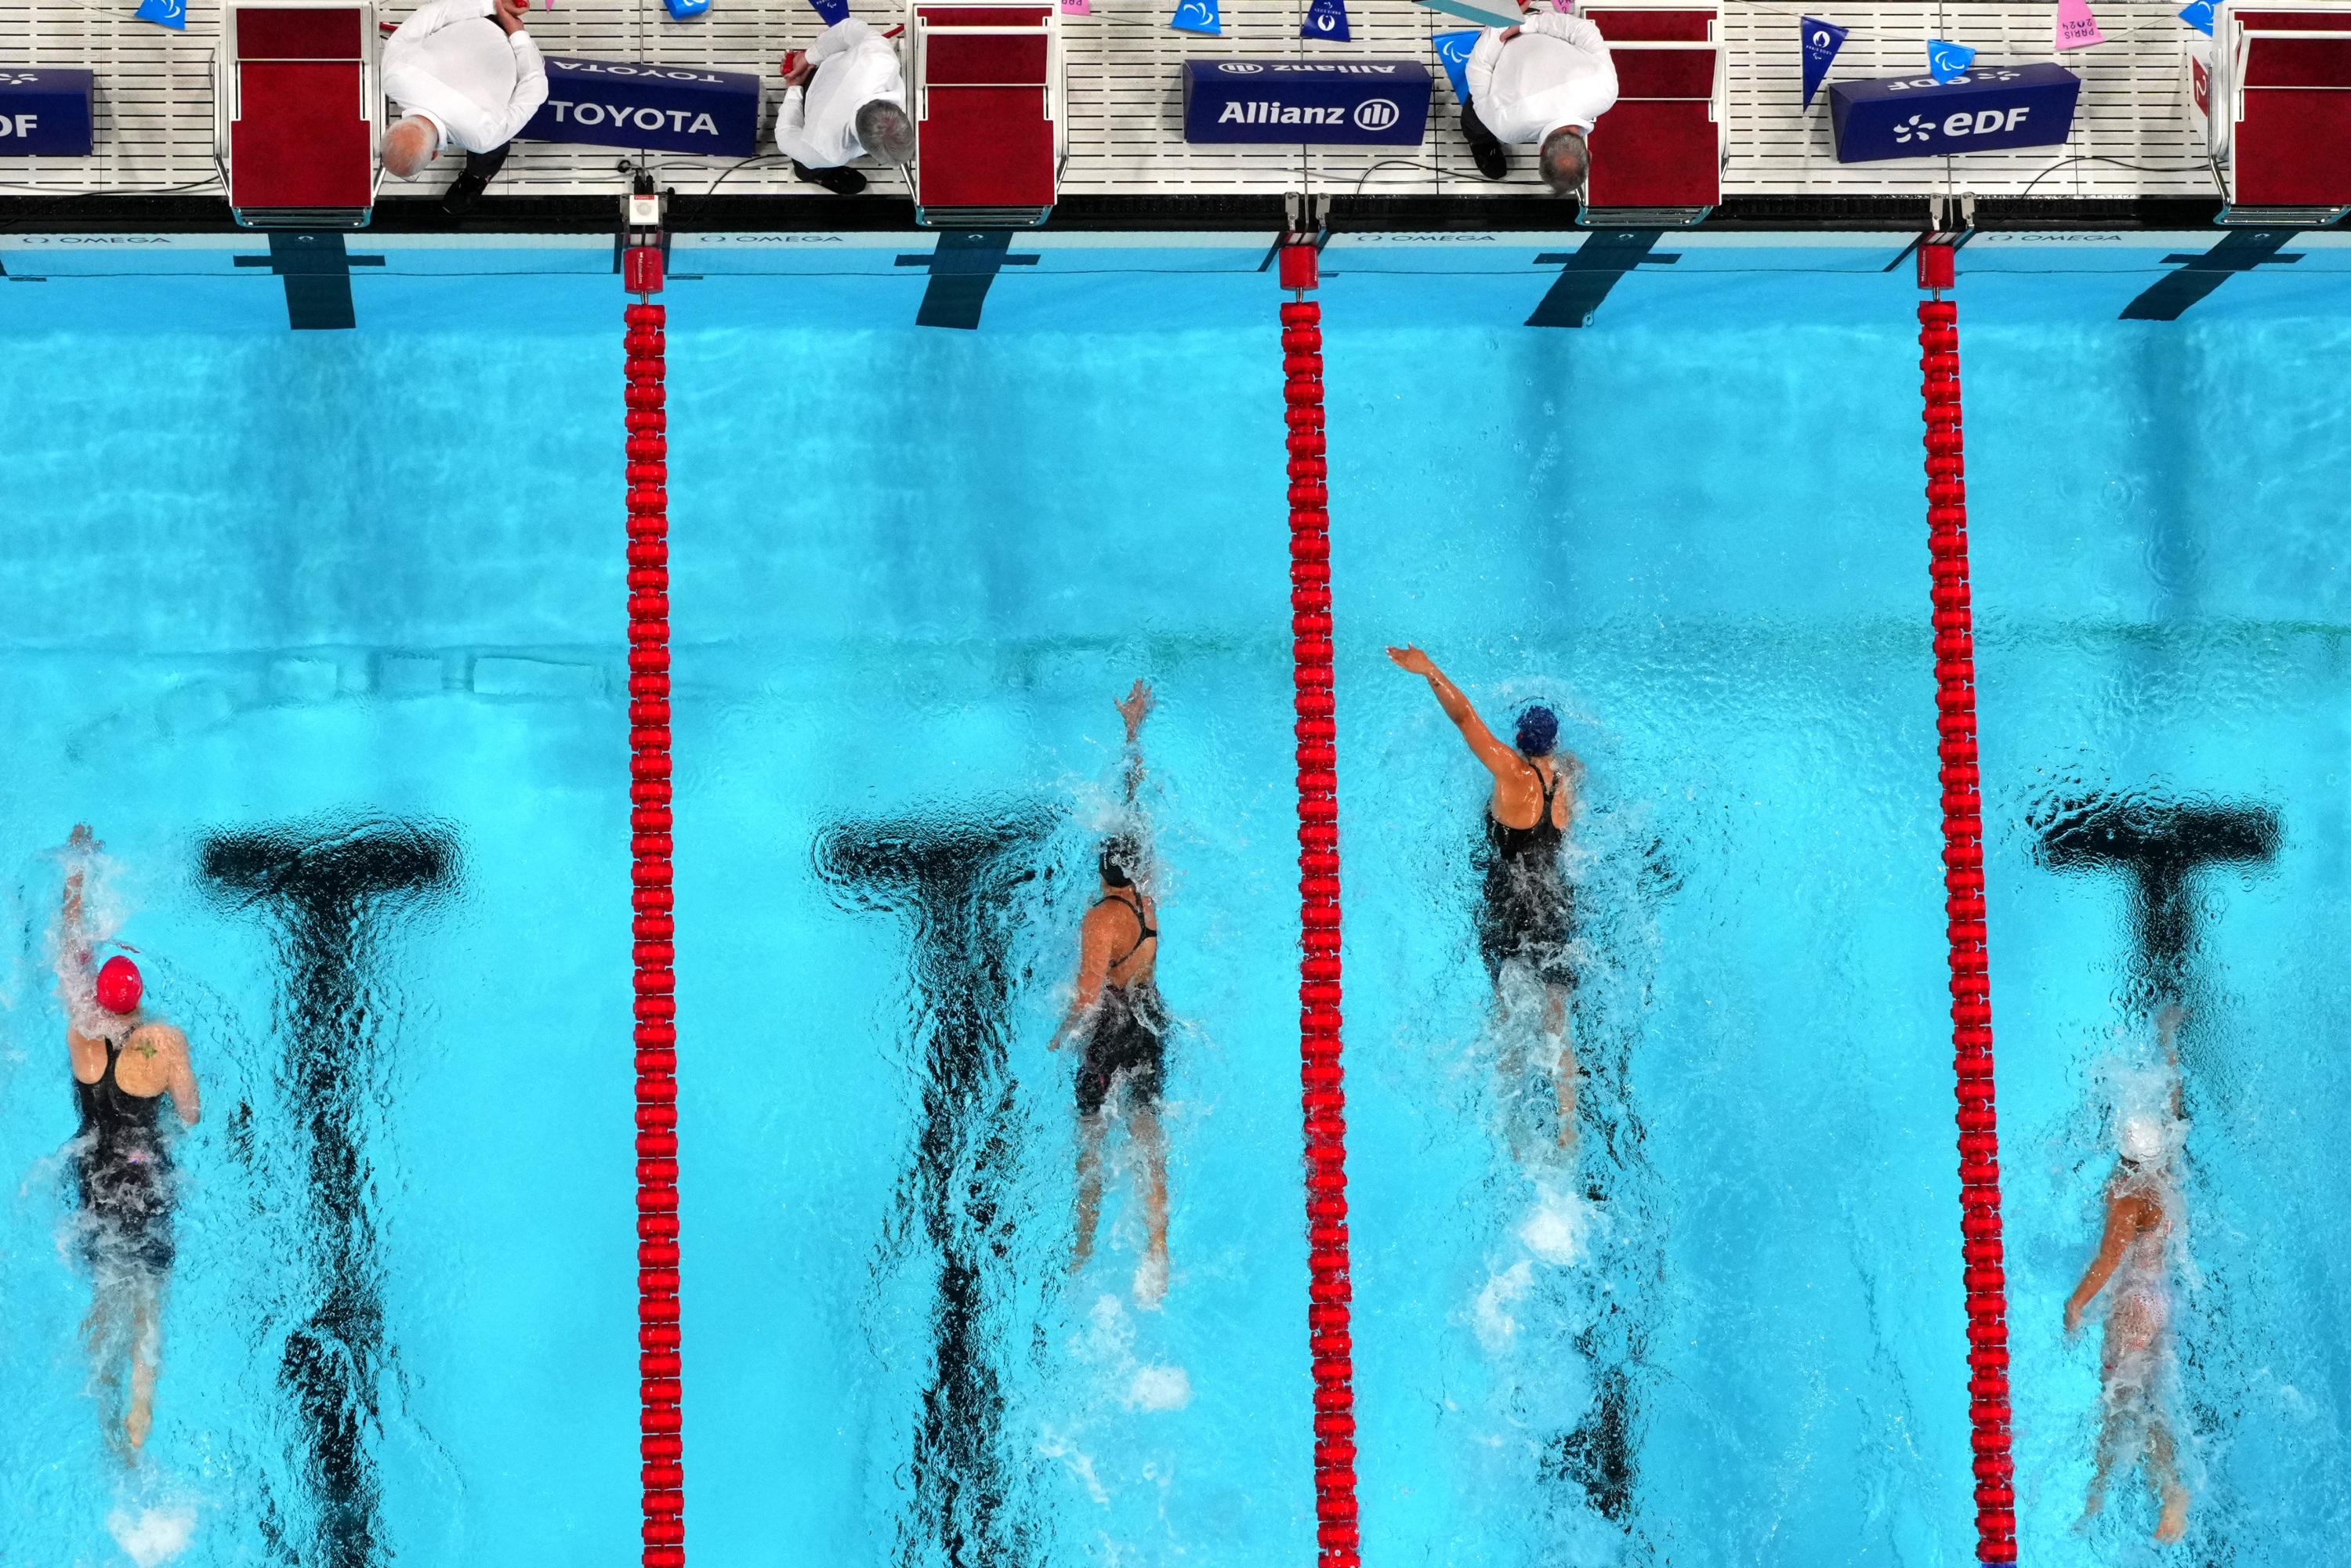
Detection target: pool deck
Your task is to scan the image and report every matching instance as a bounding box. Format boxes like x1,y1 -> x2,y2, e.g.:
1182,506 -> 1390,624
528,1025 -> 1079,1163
2,0 -> 2219,223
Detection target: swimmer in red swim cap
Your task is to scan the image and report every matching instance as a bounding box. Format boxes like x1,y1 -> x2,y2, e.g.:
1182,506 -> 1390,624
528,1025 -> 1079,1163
60,824 -> 201,1459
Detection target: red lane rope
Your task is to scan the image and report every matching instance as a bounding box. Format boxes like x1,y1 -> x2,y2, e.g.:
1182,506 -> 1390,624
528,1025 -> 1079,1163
625,276 -> 686,1568
1918,275 -> 2016,1566
1281,242 -> 1360,1568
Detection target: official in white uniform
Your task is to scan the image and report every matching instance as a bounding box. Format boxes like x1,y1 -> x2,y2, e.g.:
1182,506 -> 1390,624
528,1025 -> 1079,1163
381,0 -> 549,215
1464,3 -> 1618,194
774,18 -> 915,196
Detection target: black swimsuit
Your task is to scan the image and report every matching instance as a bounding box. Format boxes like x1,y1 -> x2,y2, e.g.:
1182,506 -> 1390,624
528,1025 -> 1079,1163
1075,893 -> 1167,1117
1476,761 -> 1578,990
73,1036 -> 176,1276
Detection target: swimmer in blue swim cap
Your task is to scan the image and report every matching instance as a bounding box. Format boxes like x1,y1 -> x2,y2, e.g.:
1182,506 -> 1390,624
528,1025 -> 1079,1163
1388,646 -> 1583,1153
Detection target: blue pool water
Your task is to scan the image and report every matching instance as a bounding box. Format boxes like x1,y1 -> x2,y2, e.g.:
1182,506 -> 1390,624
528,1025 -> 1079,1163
2,231 -> 2348,1568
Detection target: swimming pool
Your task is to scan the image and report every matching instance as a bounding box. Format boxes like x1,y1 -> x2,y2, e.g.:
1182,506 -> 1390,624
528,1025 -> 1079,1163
2,229 -> 2346,1567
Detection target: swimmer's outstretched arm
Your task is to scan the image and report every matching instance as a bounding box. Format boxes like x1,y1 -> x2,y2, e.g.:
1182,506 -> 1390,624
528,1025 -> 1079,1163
61,823 -> 97,969
1051,906 -> 1117,1051
1386,646 -> 1518,777
2064,1191 -> 2147,1334
1117,679 -> 1153,808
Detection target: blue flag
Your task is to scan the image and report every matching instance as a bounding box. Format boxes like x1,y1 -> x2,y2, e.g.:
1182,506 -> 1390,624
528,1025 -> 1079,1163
134,0 -> 187,28
1927,38 -> 1975,81
2178,0 -> 2213,31
1171,0 -> 1219,34
1433,28 -> 1479,101
1799,17 -> 1846,107
810,0 -> 849,22
665,0 -> 711,18
1302,0 -> 1350,42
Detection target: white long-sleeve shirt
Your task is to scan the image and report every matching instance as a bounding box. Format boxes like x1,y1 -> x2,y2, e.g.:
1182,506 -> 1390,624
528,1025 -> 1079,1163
1466,7 -> 1618,146
382,0 -> 548,155
774,18 -> 907,169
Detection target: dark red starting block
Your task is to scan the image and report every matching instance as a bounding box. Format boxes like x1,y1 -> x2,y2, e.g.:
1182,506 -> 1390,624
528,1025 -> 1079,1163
2196,1 -> 2351,224
215,0 -> 381,228
908,0 -> 1063,227
1580,0 -> 1721,227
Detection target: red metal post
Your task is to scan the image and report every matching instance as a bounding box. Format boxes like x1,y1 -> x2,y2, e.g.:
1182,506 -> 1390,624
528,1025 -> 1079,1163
625,253 -> 686,1568
1917,241 -> 2016,1566
1281,236 -> 1360,1568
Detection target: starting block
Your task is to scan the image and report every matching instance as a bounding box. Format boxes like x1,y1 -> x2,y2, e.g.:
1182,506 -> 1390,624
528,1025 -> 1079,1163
2191,0 -> 2351,224
214,0 -> 381,228
908,0 -> 1063,226
1580,0 -> 1722,226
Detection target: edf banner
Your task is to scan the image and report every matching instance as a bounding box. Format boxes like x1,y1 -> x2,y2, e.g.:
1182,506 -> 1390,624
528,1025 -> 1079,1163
0,69 -> 96,154
523,57 -> 761,155
1829,62 -> 2080,162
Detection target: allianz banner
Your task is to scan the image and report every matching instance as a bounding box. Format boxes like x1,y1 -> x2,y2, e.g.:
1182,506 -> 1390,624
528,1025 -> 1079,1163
523,57 -> 761,158
1183,59 -> 1432,145
1829,63 -> 2080,163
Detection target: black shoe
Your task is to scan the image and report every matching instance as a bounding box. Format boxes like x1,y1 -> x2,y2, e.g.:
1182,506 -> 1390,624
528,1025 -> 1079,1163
1469,139 -> 1509,180
440,168 -> 493,217
794,160 -> 868,197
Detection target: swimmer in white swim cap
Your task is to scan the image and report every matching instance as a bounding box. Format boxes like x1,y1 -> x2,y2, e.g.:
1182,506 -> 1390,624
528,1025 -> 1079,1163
2067,1106 -> 2189,1542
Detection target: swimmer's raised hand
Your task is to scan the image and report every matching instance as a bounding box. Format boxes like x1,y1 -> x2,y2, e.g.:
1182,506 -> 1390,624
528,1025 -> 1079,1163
1117,679 -> 1154,739
1386,645 -> 1436,676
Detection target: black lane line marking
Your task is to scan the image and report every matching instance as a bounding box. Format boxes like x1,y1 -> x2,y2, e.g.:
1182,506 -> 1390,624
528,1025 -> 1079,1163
232,232 -> 388,331
1526,232 -> 1681,329
201,817 -> 460,1568
2120,230 -> 2300,322
893,230 -> 1041,331
815,806 -> 1057,1566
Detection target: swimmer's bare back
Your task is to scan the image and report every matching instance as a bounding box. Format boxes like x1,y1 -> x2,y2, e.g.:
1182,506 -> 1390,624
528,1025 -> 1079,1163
71,1024 -> 200,1125
1089,889 -> 1158,990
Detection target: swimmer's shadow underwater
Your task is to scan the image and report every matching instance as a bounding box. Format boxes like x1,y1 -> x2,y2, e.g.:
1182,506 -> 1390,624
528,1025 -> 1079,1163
813,802 -> 1072,1568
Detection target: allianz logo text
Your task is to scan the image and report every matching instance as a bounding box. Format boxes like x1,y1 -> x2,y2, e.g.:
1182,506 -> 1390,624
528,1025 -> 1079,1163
1216,98 -> 1401,129
1216,62 -> 1402,74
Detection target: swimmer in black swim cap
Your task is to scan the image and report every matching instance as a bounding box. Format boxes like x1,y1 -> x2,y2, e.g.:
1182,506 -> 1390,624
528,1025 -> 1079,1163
1051,682 -> 1173,1307
1388,647 -> 1585,1155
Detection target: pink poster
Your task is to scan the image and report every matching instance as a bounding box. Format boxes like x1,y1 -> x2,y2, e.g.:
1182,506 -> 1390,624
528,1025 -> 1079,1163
2055,0 -> 2105,50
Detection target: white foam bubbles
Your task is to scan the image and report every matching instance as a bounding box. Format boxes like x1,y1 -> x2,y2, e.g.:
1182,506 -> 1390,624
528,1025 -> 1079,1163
1472,1260 -> 1533,1353
1516,1182 -> 1593,1266
1125,1363 -> 1192,1411
108,1502 -> 197,1566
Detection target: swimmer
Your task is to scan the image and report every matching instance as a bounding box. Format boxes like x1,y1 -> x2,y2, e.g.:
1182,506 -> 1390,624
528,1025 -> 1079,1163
1052,683 -> 1170,1305
2066,1110 -> 2190,1544
1387,646 -> 1582,1151
59,826 -> 200,1459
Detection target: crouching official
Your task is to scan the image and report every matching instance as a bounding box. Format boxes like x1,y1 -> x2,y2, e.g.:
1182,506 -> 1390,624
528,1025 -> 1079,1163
775,18 -> 915,196
381,0 -> 549,215
1464,3 -> 1617,196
